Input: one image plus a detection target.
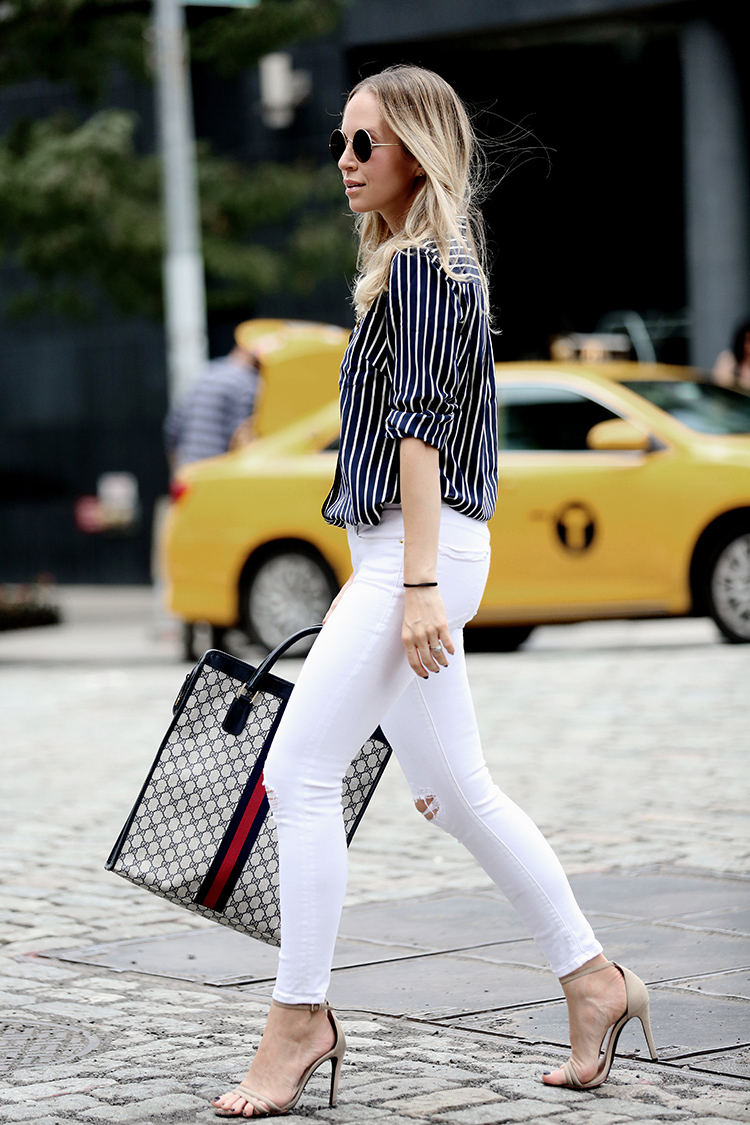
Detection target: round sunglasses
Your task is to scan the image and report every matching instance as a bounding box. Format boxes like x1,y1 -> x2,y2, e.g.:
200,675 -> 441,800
329,128 -> 403,164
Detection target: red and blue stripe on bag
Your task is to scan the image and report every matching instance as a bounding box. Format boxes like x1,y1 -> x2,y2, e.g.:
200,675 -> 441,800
195,703 -> 285,913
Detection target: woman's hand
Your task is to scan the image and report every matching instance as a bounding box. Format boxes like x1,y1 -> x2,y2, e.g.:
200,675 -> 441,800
402,586 -> 455,678
323,574 -> 353,623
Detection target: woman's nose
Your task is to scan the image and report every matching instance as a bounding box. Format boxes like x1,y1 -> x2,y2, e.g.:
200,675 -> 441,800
338,140 -> 356,172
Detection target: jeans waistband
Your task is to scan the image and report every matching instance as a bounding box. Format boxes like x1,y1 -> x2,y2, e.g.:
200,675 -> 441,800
348,503 -> 489,543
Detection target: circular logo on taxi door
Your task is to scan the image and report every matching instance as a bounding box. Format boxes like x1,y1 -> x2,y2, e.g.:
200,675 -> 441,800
555,502 -> 596,552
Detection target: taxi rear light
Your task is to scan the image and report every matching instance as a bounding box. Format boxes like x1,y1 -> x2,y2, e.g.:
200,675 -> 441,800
169,480 -> 191,503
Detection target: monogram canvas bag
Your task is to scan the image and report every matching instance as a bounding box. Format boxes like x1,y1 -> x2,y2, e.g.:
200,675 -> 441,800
106,626 -> 392,945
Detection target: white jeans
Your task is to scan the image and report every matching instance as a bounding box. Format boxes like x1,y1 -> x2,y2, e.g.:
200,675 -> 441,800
264,505 -> 602,1004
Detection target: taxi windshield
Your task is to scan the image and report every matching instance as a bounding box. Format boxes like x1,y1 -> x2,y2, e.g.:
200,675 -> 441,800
622,380 -> 750,435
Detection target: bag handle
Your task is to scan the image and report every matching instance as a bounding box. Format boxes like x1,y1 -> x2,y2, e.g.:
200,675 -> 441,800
222,624 -> 322,736
246,624 -> 322,688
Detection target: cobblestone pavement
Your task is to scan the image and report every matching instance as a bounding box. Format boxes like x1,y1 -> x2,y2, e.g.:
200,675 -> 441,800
1,588 -> 749,1123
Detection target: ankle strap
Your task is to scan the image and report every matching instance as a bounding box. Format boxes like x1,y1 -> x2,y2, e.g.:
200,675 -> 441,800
560,959 -> 614,986
272,998 -> 329,1012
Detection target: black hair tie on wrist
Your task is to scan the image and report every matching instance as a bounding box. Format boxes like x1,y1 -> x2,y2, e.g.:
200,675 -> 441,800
403,582 -> 438,587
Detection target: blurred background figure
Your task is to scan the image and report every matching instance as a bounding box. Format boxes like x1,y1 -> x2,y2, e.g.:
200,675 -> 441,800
164,338 -> 260,473
161,332 -> 260,659
713,318 -> 750,393
163,335 -> 259,472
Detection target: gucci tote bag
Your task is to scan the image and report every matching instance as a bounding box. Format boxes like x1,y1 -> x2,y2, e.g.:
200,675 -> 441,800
106,626 -> 392,945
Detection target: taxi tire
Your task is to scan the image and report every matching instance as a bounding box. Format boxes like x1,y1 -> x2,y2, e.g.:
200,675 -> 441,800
704,524 -> 750,644
241,545 -> 339,654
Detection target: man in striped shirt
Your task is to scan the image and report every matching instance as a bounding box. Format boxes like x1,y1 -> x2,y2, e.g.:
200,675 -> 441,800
164,345 -> 260,471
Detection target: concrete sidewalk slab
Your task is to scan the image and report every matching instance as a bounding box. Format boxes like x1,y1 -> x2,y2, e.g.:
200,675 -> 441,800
658,909 -> 750,936
568,872 -> 750,923
441,988 -> 749,1057
660,969 -> 750,998
574,922 -> 750,979
41,929 -> 425,987
337,892 -> 530,949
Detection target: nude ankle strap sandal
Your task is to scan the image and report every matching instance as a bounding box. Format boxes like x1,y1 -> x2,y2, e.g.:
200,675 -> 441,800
552,960 -> 658,1089
212,1002 -> 346,1118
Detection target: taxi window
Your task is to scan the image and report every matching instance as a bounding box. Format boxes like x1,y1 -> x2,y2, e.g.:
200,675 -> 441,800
498,385 -> 621,451
621,380 -> 750,434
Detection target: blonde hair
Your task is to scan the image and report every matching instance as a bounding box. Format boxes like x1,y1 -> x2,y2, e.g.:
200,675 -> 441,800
346,65 -> 490,320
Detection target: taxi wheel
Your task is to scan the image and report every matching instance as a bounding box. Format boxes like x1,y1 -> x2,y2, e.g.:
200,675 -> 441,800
242,546 -> 339,653
706,526 -> 750,643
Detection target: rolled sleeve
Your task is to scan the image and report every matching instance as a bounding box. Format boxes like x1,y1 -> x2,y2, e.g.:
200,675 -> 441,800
384,247 -> 461,450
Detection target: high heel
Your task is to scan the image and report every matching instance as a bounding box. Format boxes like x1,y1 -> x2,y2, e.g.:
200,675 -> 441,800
212,1001 -> 346,1118
552,961 -> 657,1090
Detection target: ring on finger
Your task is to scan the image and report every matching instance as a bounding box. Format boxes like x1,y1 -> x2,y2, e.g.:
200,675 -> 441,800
430,642 -> 443,654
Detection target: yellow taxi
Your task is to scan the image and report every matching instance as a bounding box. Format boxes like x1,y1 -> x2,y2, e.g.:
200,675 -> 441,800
165,341 -> 750,652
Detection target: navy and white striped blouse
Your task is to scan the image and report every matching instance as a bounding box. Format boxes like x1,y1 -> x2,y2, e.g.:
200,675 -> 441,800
322,241 -> 498,527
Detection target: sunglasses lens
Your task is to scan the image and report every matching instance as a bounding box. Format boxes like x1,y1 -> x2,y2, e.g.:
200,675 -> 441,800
329,129 -> 345,162
353,130 -> 372,162
330,128 -> 374,163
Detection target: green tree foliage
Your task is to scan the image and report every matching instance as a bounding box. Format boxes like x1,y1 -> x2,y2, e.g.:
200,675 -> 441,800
0,0 -> 354,319
190,0 -> 342,75
0,1 -> 151,102
0,0 -> 345,98
0,110 -> 353,318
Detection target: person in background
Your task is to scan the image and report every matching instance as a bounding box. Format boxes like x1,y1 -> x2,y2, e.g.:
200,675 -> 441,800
164,342 -> 260,472
164,338 -> 260,659
713,317 -> 750,392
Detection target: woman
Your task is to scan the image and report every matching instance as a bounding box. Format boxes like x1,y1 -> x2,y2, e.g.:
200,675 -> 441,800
212,65 -> 656,1119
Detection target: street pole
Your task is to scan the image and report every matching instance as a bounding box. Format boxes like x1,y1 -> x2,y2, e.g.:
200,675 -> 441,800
153,0 -> 208,405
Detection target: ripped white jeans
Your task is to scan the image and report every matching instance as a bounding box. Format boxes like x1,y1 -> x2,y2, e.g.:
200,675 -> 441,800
263,504 -> 602,1004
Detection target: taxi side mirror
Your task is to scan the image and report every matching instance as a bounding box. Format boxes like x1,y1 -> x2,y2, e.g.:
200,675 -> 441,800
586,418 -> 652,451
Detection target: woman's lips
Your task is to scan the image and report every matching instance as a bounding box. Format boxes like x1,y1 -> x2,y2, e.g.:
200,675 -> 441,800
344,181 -> 364,195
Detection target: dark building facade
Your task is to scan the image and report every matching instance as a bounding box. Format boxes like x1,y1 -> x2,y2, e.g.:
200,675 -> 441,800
0,0 -> 746,583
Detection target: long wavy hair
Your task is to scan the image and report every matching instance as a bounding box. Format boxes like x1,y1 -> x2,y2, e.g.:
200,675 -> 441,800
345,65 -> 490,320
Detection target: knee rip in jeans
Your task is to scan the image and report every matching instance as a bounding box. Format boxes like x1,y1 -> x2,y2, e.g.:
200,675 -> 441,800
414,794 -> 440,822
